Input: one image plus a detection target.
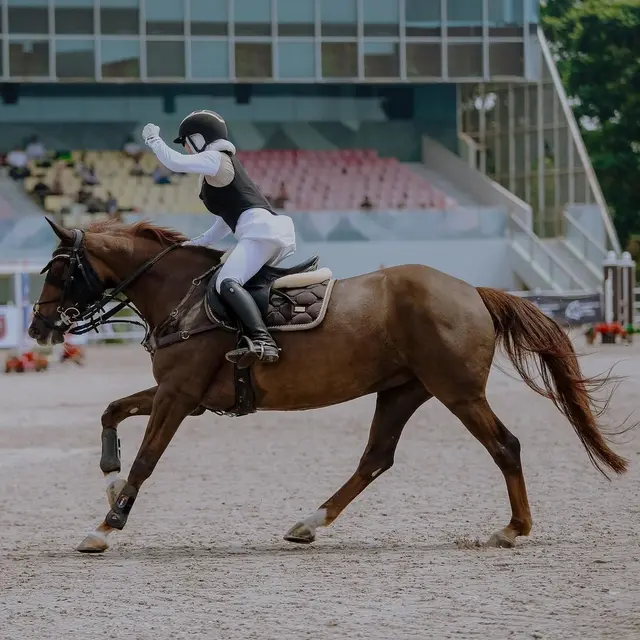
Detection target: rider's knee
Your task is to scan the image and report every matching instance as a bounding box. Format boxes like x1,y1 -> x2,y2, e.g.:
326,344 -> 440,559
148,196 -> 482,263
217,277 -> 242,296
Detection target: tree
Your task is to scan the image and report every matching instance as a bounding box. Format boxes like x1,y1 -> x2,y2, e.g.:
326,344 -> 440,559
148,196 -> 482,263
541,0 -> 640,245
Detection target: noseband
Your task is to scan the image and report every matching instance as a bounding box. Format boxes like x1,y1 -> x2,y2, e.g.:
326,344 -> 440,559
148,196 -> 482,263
34,228 -> 178,338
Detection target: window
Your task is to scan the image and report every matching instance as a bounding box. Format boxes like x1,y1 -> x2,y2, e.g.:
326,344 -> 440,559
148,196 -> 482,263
320,0 -> 357,37
190,0 -> 228,36
146,41 -> 185,78
101,39 -> 140,78
488,0 -> 524,36
190,40 -> 229,79
363,42 -> 399,78
9,40 -> 49,77
448,43 -> 483,77
277,41 -> 314,79
55,39 -> 95,79
363,0 -> 399,37
146,0 -> 184,36
235,0 -> 271,36
100,0 -> 139,36
447,0 -> 483,37
277,0 -> 314,37
8,0 -> 49,35
489,41 -> 524,77
54,0 -> 94,36
406,43 -> 442,77
234,43 -> 272,79
321,42 -> 357,78
405,0 -> 441,37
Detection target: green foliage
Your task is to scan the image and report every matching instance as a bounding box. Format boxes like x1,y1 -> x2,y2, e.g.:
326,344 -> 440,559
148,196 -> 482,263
541,0 -> 640,243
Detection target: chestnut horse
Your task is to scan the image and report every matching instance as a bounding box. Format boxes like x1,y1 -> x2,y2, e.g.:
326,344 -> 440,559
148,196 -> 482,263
29,218 -> 628,554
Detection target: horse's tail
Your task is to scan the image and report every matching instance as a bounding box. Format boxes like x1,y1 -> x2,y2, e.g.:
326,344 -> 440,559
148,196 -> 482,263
476,287 -> 629,478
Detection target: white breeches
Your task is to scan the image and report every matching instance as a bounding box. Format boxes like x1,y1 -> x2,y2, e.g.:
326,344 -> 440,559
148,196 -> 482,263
215,208 -> 297,294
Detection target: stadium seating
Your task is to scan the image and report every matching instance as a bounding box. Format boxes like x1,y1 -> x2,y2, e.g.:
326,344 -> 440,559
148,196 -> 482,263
21,148 -> 457,215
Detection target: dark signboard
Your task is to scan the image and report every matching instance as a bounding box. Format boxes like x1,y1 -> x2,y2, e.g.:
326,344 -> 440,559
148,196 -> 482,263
520,292 -> 602,326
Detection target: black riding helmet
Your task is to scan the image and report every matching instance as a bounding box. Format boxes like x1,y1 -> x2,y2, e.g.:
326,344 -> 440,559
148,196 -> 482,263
173,110 -> 228,152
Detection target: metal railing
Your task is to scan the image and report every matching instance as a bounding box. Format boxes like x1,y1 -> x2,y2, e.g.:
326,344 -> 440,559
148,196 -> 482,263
508,213 -> 586,291
563,210 -> 607,281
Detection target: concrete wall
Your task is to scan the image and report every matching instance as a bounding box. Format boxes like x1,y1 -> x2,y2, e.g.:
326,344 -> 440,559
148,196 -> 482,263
282,238 -> 516,288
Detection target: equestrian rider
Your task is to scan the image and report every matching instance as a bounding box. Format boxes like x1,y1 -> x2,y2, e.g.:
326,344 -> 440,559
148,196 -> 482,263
141,111 -> 296,365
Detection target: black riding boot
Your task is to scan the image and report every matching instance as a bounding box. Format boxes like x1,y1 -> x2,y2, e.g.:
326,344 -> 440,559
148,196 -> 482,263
218,278 -> 280,368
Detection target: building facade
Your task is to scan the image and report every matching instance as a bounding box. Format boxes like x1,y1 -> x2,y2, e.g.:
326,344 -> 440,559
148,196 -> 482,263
1,0 -> 538,83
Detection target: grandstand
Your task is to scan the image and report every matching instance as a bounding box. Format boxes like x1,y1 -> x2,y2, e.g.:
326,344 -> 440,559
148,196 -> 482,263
0,0 -> 620,298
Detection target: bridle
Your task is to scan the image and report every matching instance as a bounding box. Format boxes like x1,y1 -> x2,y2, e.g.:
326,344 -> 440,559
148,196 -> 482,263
34,228 -> 178,342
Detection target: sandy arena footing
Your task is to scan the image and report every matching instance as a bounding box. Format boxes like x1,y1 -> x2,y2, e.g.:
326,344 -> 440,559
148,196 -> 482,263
1,337 -> 639,639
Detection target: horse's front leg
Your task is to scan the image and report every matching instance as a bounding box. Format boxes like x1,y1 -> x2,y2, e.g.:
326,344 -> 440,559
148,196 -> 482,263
77,386 -> 198,553
99,386 -> 157,511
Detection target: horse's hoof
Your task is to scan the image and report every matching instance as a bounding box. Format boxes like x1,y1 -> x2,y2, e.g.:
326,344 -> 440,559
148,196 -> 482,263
106,478 -> 127,509
486,530 -> 516,548
77,534 -> 108,553
284,521 -> 316,544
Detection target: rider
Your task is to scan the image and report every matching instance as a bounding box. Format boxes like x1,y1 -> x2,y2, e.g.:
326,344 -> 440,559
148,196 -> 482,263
141,111 -> 296,366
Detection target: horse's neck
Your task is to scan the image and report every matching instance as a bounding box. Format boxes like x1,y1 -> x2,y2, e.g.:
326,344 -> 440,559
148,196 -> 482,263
118,247 -> 217,329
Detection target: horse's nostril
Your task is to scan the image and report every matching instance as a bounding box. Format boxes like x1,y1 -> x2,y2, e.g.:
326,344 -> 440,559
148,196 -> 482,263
28,326 -> 40,339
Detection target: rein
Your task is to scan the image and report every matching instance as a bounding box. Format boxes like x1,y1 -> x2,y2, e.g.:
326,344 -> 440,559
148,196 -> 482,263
35,228 -> 179,344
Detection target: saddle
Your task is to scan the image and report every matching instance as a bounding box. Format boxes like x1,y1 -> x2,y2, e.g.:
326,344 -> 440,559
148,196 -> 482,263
205,252 -> 334,332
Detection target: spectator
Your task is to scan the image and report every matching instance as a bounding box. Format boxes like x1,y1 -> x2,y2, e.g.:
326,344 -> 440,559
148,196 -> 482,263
6,145 -> 28,171
50,162 -> 65,196
359,195 -> 374,211
80,164 -> 100,186
25,135 -> 47,162
130,160 -> 145,176
152,164 -> 172,185
122,134 -> 143,160
106,192 -> 118,216
76,186 -> 92,205
30,178 -> 51,207
272,181 -> 289,210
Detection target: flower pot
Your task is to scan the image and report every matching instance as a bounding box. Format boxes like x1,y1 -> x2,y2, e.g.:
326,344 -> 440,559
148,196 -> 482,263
601,332 -> 616,344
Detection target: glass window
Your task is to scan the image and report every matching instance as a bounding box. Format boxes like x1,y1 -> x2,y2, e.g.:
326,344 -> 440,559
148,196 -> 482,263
9,40 -> 49,77
101,0 -> 139,36
489,41 -> 524,76
101,39 -> 140,78
488,0 -> 524,36
321,42 -> 357,78
55,0 -> 94,36
146,41 -> 185,77
146,0 -> 184,36
8,0 -> 49,35
362,0 -> 399,37
190,0 -> 228,36
277,0 -> 314,37
406,43 -> 442,77
55,39 -> 95,79
234,0 -> 271,36
363,41 -> 399,78
447,0 -> 483,37
277,41 -> 314,79
190,40 -> 229,78
321,0 -> 357,37
405,0 -> 441,37
448,43 -> 483,77
234,42 -> 272,79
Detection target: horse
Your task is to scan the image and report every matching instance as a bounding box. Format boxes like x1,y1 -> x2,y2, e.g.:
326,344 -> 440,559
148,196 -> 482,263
28,217 -> 629,554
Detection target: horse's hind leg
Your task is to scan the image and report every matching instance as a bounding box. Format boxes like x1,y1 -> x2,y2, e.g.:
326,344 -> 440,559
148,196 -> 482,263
284,379 -> 431,544
448,397 -> 532,548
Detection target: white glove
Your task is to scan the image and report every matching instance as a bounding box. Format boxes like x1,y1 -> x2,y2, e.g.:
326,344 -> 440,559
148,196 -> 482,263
141,123 -> 160,145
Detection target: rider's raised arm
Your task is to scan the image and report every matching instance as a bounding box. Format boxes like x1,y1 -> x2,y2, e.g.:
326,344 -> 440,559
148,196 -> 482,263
146,137 -> 225,176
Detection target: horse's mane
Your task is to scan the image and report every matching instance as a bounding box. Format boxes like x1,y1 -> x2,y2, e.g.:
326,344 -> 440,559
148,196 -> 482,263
86,218 -> 189,247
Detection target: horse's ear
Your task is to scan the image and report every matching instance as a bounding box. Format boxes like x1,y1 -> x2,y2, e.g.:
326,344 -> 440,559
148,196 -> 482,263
45,217 -> 75,244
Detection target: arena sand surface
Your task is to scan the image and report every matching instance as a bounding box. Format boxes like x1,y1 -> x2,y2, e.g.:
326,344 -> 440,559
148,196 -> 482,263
1,337 -> 640,640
